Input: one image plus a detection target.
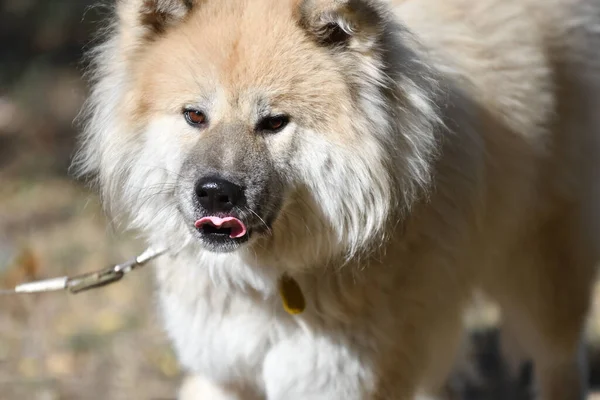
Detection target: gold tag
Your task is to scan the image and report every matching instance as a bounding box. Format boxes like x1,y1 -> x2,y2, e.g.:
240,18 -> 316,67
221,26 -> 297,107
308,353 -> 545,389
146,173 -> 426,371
278,274 -> 306,315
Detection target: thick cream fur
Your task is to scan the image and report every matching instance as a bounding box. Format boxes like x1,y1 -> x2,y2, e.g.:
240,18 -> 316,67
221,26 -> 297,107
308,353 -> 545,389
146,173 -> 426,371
75,0 -> 600,398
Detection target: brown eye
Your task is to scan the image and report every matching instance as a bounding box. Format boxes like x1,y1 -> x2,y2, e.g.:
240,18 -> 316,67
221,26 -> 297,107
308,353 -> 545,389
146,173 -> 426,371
258,115 -> 290,133
184,109 -> 207,126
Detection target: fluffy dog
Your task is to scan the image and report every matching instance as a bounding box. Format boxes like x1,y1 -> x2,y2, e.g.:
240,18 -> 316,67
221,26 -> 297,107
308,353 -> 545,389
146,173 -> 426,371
74,0 -> 600,398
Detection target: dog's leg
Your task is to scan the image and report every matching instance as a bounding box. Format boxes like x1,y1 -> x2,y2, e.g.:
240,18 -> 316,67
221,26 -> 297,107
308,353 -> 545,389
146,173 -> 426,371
534,339 -> 588,400
488,225 -> 595,400
262,333 -> 418,400
501,281 -> 590,400
498,305 -> 589,400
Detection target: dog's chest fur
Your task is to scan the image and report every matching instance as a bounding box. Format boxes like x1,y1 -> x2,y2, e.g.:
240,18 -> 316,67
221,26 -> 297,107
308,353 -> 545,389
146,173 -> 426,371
152,253 -> 416,397
154,257 -> 298,388
151,246 -> 464,398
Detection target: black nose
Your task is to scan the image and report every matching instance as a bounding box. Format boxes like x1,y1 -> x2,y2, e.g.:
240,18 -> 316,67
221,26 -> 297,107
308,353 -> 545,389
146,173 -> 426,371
195,177 -> 244,213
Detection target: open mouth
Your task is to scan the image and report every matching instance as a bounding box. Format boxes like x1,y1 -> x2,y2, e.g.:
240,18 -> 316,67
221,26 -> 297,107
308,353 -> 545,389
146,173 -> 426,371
194,216 -> 247,239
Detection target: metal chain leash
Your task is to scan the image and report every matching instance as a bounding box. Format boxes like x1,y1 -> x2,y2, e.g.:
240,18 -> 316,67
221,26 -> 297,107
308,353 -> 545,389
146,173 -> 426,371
0,247 -> 167,295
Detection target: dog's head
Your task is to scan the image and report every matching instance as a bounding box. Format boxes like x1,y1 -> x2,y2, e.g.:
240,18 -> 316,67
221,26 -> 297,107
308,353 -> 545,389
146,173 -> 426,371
75,0 -> 442,270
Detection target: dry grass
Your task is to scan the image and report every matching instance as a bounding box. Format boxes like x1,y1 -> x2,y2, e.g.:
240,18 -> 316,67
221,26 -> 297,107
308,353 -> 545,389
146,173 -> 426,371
0,178 -> 181,400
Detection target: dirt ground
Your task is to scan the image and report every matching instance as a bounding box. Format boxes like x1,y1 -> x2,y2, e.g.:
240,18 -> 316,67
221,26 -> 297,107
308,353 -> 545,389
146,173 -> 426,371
0,178 -> 182,399
2,0 -> 600,399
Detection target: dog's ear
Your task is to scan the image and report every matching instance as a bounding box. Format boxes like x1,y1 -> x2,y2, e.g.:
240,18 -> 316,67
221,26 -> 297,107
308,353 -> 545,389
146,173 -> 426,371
119,0 -> 197,38
298,0 -> 385,50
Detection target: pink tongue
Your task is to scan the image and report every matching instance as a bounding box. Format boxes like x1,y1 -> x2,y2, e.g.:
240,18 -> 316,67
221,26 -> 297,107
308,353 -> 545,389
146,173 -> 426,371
194,216 -> 247,239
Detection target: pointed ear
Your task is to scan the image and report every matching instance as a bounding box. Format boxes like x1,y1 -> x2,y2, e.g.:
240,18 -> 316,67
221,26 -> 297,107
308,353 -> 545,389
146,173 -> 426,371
298,0 -> 385,49
119,0 -> 197,38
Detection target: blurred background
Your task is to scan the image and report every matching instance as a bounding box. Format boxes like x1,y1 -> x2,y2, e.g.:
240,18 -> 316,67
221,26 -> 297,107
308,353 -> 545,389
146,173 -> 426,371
0,1 -> 181,399
1,1 -> 600,400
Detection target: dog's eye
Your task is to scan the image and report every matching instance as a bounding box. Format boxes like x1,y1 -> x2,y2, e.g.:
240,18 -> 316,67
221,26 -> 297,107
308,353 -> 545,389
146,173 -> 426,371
257,115 -> 290,133
184,109 -> 207,127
